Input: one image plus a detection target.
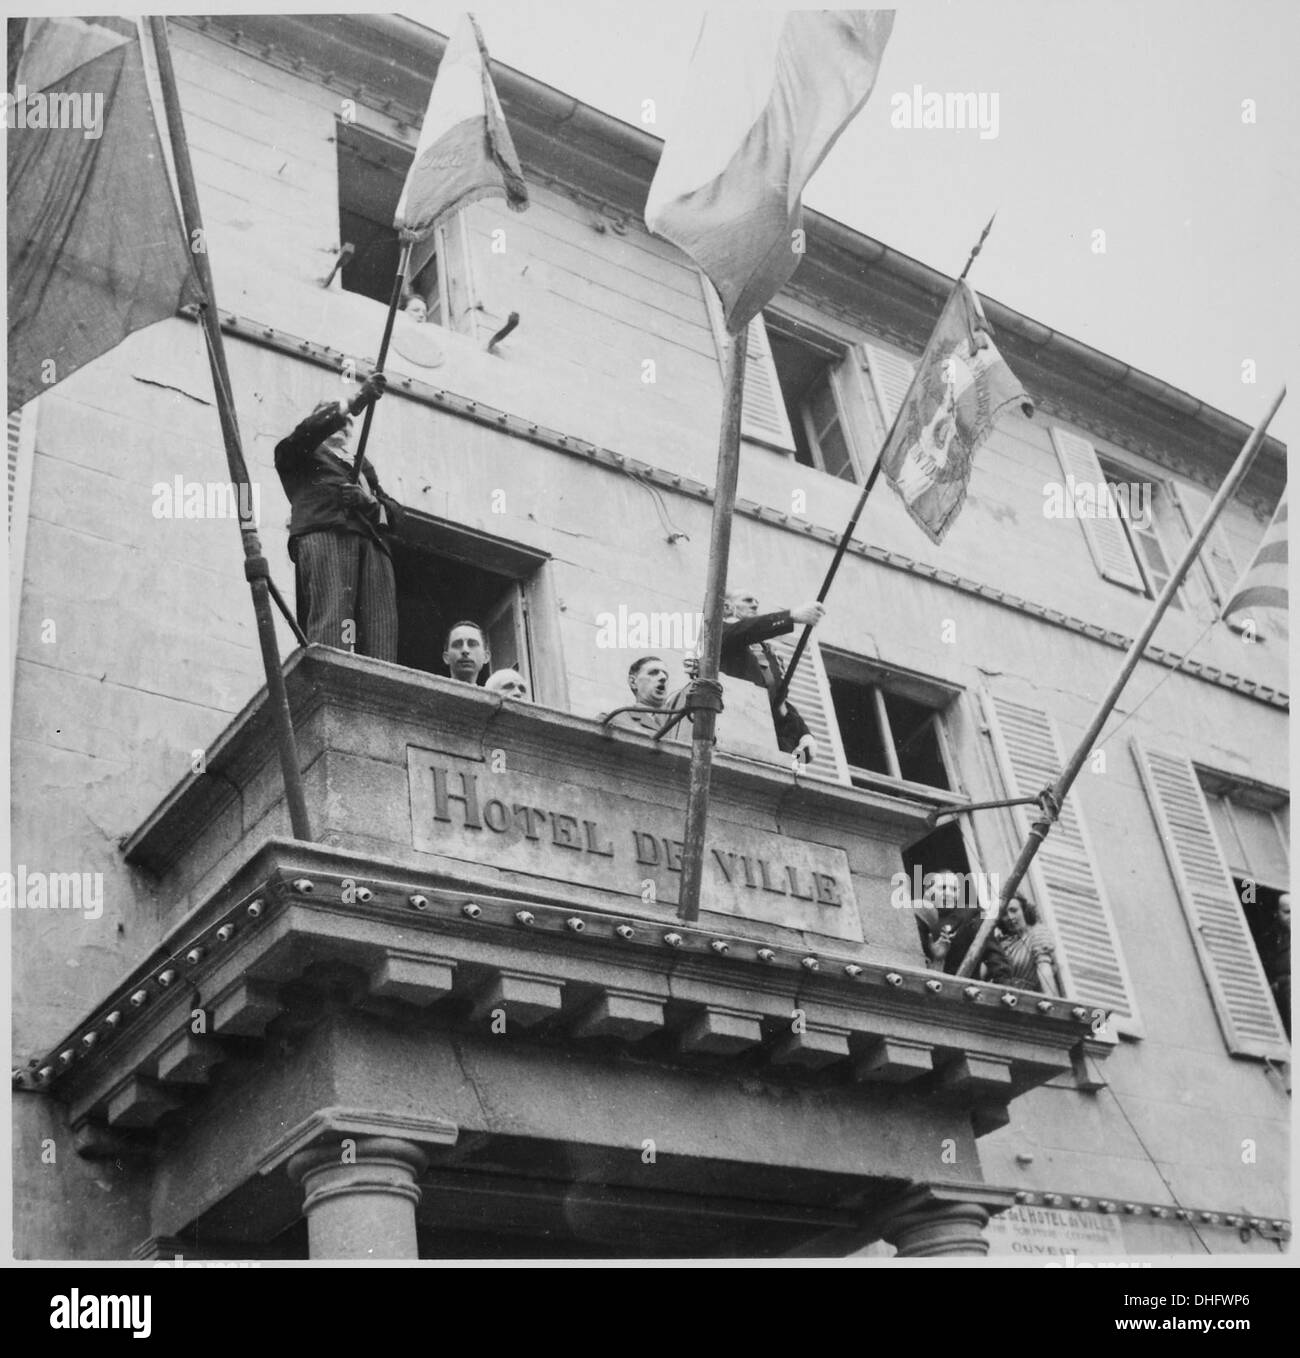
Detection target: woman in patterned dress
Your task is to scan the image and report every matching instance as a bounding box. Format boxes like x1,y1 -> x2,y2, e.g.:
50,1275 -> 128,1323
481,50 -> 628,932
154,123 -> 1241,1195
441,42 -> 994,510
997,894 -> 1062,996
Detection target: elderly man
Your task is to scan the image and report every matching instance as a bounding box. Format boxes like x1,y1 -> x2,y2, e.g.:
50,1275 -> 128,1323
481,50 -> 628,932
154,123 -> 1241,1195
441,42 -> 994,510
443,621 -> 490,685
601,656 -> 685,740
719,588 -> 825,762
274,372 -> 400,659
485,668 -> 529,700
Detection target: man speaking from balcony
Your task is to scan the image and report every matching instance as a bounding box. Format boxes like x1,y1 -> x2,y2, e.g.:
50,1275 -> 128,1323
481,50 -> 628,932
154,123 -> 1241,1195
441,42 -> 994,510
719,589 -> 824,762
274,373 -> 401,660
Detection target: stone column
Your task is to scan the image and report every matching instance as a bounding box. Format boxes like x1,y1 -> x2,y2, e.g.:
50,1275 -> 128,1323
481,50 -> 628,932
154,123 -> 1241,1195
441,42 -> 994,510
870,1183 -> 1015,1258
879,1200 -> 992,1257
286,1135 -> 428,1260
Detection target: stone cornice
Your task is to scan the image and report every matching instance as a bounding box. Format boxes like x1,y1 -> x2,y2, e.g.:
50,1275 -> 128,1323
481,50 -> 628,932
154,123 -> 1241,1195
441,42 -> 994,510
204,311 -> 1289,711
17,841 -> 1098,1139
997,1188 -> 1290,1240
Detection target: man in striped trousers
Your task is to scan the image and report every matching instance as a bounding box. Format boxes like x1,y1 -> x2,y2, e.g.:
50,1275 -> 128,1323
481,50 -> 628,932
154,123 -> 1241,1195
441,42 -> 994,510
274,373 -> 402,661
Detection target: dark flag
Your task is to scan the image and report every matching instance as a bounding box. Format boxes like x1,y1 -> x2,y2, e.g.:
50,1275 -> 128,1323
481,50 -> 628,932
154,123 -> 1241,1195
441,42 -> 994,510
7,16 -> 203,410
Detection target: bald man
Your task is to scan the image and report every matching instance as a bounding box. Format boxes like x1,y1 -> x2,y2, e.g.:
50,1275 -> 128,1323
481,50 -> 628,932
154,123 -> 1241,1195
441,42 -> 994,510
719,588 -> 824,762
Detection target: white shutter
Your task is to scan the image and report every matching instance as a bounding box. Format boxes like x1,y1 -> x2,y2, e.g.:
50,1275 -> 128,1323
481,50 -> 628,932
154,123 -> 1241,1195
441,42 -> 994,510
1048,426 -> 1147,591
1131,741 -> 1289,1059
1167,481 -> 1253,632
980,690 -> 1140,1030
700,276 -> 795,452
767,634 -> 850,785
860,340 -> 915,426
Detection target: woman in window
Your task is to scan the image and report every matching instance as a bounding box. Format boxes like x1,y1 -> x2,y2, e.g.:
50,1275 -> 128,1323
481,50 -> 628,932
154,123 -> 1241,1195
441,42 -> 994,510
996,894 -> 1061,996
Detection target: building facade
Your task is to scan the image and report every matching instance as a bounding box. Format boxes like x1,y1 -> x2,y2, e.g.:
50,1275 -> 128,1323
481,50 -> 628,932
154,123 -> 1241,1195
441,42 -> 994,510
9,15 -> 1289,1260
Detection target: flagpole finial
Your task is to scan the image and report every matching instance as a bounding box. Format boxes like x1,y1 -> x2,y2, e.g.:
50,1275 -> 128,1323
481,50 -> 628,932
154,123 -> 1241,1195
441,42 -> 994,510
958,211 -> 997,283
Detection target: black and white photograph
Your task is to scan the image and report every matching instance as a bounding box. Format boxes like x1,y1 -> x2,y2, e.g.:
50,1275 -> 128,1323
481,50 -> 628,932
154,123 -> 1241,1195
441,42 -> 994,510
5,0 -> 1293,1290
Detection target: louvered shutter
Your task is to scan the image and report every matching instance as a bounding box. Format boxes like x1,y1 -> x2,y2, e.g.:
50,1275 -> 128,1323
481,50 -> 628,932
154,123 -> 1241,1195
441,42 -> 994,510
980,690 -> 1140,1030
1131,741 -> 1289,1058
768,634 -> 850,785
860,340 -> 916,428
1167,481 -> 1254,633
700,276 -> 795,452
1048,427 -> 1147,591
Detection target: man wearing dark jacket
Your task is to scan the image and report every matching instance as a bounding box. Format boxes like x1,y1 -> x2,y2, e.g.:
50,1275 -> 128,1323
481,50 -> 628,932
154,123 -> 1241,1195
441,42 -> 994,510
917,871 -> 1011,982
274,372 -> 401,660
719,588 -> 825,761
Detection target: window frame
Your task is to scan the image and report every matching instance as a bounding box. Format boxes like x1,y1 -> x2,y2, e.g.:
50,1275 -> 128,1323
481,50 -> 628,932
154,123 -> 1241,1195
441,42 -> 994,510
333,119 -> 476,333
1095,455 -> 1187,609
820,648 -> 969,808
1132,741 -> 1289,1059
389,510 -> 562,708
765,315 -> 865,483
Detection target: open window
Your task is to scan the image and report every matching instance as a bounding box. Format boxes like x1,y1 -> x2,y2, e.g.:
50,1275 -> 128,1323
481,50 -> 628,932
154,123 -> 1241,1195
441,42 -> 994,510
1132,742 -> 1289,1057
389,513 -> 557,705
766,327 -> 859,481
1096,456 -> 1185,610
822,653 -> 964,801
334,121 -> 473,328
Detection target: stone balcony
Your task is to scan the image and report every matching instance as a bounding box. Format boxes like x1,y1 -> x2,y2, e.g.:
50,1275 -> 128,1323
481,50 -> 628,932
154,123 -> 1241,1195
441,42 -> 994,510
21,648 -> 1111,1256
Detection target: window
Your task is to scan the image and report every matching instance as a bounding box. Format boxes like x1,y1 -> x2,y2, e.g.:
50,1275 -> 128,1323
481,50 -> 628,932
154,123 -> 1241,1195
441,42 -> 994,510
1201,773 -> 1289,1038
1131,741 -> 1289,1058
1047,425 -> 1237,614
1096,457 -> 1183,610
387,513 -> 558,704
767,328 -> 857,481
823,655 -> 956,796
334,122 -> 469,327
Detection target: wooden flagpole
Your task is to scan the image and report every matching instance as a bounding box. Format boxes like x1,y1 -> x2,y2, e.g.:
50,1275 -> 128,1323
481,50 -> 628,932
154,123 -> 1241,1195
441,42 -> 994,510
774,214 -> 997,709
956,384 -> 1287,977
677,331 -> 748,923
350,238 -> 413,481
148,18 -> 312,840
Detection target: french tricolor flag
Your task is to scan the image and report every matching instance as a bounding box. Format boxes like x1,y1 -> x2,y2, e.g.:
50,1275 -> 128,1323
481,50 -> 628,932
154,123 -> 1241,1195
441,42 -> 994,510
394,14 -> 528,241
645,11 -> 895,335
